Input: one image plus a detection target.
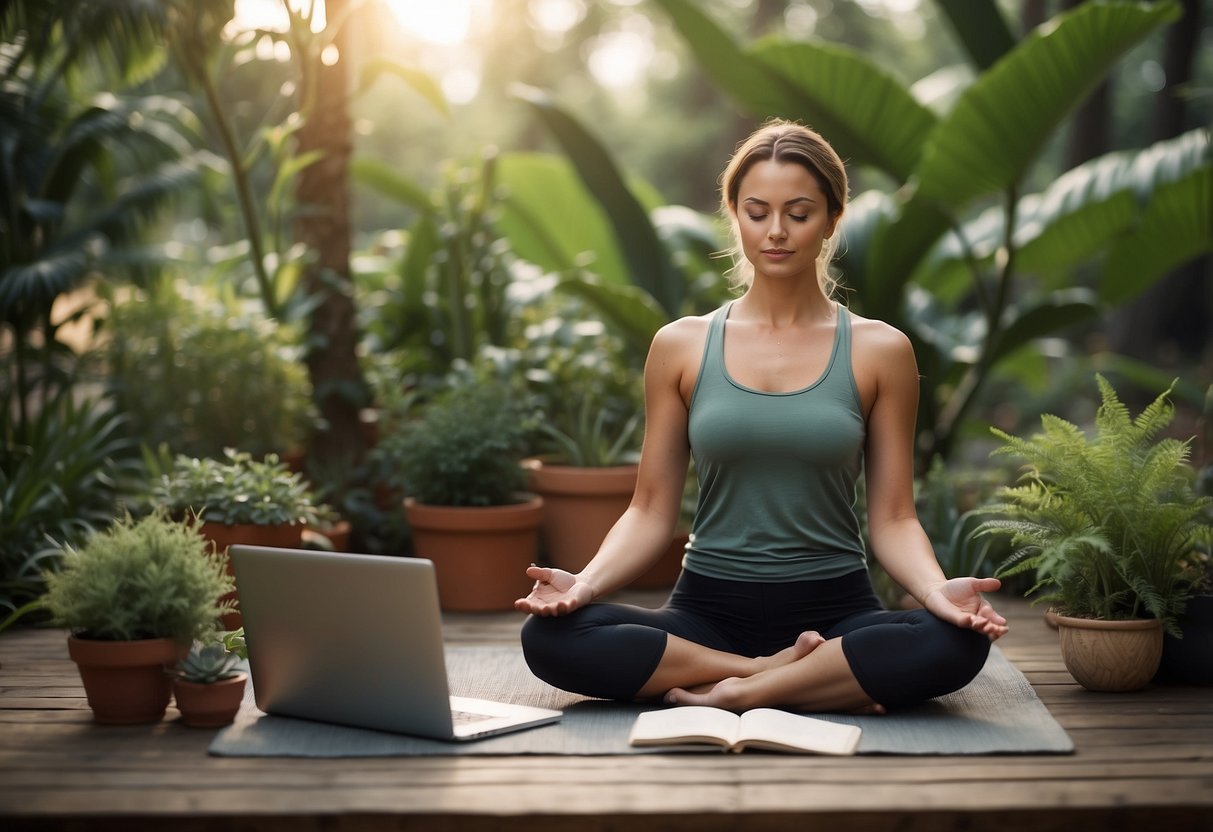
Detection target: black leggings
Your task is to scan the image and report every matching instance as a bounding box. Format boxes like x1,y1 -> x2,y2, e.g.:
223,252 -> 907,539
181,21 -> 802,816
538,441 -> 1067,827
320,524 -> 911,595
521,568 -> 991,709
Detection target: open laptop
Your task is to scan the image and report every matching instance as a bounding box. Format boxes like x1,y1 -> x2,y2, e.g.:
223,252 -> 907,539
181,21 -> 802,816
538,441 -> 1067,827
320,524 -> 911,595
228,545 -> 562,741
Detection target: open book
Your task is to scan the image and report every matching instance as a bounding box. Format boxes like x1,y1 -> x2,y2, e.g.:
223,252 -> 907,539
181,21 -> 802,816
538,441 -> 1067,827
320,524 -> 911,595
629,706 -> 861,755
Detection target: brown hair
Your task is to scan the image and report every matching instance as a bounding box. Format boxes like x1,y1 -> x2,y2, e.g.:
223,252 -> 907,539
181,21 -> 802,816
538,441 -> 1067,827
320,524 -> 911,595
719,119 -> 849,296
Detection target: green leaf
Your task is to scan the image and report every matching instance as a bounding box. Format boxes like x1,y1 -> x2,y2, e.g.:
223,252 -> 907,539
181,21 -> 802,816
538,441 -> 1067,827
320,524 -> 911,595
495,152 -> 629,285
268,150 -> 324,218
915,0 -> 1182,207
352,57 -> 449,117
350,157 -> 435,215
511,85 -> 683,315
648,0 -> 809,121
934,0 -> 1018,70
555,276 -> 669,361
750,39 -> 937,182
990,289 -> 1100,367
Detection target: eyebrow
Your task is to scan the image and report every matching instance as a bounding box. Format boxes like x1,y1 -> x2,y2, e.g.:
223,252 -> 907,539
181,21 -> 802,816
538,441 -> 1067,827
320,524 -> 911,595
742,196 -> 817,207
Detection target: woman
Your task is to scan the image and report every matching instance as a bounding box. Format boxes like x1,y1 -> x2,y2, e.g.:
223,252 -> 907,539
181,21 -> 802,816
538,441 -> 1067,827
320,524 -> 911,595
516,119 -> 1007,714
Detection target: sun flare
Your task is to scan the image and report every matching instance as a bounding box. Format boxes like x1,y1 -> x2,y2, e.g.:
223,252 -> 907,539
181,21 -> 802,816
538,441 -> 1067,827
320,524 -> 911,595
383,0 -> 477,46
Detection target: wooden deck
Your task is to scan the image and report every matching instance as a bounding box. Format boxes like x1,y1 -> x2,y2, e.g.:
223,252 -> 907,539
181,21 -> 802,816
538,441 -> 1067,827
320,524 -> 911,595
1,592 -> 1211,831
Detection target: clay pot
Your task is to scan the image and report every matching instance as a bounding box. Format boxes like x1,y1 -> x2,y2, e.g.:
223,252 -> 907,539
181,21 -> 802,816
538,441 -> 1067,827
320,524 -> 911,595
525,459 -> 637,573
1055,614 -> 1163,692
67,636 -> 187,724
197,521 -> 304,629
404,494 -> 544,612
172,673 -> 249,728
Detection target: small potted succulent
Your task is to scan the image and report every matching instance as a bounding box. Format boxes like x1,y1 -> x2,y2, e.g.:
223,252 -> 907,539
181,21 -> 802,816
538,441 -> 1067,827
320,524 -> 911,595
169,629 -> 248,728
376,380 -> 541,611
42,510 -> 234,724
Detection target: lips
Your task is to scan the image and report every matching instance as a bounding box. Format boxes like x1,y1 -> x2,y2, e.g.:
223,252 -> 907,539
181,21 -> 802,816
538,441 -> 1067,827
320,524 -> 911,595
762,249 -> 793,258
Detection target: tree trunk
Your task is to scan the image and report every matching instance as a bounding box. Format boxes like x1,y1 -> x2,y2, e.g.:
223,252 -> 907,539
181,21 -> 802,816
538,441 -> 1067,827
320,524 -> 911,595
293,0 -> 369,474
1063,1 -> 1112,168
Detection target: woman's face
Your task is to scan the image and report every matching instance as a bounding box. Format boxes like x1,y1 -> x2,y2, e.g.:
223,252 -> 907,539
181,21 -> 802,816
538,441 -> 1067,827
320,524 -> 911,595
732,159 -> 837,284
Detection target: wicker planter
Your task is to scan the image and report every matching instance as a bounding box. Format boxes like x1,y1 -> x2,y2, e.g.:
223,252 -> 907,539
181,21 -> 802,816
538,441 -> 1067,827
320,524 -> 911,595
67,636 -> 187,725
1055,614 -> 1163,692
405,494 -> 543,612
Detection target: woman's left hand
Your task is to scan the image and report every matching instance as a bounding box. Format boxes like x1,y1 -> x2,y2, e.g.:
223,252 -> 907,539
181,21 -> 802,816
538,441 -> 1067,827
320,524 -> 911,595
922,577 -> 1009,640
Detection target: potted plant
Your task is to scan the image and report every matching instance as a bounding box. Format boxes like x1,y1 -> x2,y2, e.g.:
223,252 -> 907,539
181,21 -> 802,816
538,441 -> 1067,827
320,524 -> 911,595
149,448 -> 335,626
41,510 -> 235,724
525,391 -> 643,573
377,381 -> 541,611
169,628 -> 248,728
980,375 -> 1212,692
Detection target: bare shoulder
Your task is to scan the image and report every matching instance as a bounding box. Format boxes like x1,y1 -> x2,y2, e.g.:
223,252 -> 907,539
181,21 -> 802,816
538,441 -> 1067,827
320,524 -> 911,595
649,312 -> 715,403
847,310 -> 916,368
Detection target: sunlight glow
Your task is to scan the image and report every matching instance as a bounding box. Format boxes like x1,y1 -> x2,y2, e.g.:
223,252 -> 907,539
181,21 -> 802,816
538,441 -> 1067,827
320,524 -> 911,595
383,0 -> 478,46
229,0 -> 326,34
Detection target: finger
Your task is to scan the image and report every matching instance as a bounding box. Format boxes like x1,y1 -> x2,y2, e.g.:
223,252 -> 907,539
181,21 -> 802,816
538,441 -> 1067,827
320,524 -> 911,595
971,577 -> 1002,593
525,564 -> 550,582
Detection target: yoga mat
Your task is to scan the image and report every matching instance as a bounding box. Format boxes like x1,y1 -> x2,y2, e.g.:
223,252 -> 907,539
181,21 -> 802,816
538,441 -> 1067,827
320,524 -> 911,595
209,645 -> 1073,757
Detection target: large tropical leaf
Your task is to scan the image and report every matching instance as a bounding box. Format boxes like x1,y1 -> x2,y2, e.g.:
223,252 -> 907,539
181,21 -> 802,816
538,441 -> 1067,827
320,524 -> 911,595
511,85 -> 683,316
750,39 -> 938,182
554,277 -> 669,363
871,0 -> 1181,299
933,0 -> 1017,70
915,0 -> 1181,207
1103,161 -> 1213,304
352,57 -> 448,116
647,0 -> 811,124
494,152 -> 630,286
350,157 -> 435,216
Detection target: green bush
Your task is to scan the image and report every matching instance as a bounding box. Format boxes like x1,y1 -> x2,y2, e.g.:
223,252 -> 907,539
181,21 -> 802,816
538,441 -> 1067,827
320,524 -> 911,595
981,375 -> 1213,634
100,282 -> 313,460
43,511 -> 235,642
148,448 -> 333,528
378,381 -> 536,507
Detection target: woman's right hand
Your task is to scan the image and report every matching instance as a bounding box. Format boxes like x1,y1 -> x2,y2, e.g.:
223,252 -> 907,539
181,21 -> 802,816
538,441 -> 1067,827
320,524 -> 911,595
514,565 -> 594,617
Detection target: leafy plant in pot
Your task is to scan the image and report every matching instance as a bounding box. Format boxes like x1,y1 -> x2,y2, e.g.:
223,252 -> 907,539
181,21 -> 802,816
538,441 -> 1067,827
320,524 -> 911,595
148,448 -> 335,627
377,381 -> 541,611
169,628 -> 248,728
41,510 -> 235,724
979,375 -> 1212,692
525,391 -> 643,574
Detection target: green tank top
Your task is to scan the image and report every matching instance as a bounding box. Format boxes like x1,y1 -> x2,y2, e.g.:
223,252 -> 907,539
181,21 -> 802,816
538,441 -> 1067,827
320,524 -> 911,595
684,301 -> 867,581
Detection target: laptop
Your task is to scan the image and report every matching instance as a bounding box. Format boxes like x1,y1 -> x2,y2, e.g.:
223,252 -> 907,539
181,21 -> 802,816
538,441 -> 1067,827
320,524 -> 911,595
228,545 -> 562,741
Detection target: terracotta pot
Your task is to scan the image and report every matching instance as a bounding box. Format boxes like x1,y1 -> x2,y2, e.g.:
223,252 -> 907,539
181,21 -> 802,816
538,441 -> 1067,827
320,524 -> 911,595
1055,614 -> 1163,692
525,459 -> 637,573
631,530 -> 689,590
197,521 -> 304,629
67,636 -> 188,725
405,494 -> 543,612
172,672 -> 249,728
301,520 -> 353,553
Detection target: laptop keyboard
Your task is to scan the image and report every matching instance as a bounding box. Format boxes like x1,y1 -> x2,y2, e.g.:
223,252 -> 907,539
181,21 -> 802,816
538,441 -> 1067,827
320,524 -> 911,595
451,708 -> 495,726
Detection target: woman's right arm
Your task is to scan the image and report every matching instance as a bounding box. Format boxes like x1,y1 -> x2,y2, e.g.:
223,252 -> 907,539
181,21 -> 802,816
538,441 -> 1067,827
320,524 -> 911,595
515,318 -> 702,616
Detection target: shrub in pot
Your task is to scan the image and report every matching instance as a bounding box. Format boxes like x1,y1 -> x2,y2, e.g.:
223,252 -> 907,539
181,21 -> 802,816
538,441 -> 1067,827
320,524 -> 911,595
378,381 -> 541,611
42,510 -> 235,724
148,448 -> 335,627
980,375 -> 1212,692
525,391 -> 643,574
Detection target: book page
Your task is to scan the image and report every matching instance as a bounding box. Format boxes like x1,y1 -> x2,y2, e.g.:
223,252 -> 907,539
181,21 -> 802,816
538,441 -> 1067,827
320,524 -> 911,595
736,708 -> 861,755
628,706 -> 740,748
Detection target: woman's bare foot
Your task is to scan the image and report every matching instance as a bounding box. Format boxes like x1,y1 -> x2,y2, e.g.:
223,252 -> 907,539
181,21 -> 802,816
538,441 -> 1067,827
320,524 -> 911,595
754,631 -> 826,673
664,676 -> 747,710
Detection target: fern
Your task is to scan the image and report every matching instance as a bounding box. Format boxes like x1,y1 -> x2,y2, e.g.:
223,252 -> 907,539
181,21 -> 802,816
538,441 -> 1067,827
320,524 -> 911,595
980,375 -> 1211,636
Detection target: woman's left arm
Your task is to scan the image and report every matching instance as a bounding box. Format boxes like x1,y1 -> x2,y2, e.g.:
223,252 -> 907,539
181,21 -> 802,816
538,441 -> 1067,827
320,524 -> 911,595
857,320 -> 1008,640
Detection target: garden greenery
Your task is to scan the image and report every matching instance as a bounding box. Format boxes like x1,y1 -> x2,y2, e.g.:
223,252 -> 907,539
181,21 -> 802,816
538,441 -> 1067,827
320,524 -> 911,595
380,382 -> 536,507
149,449 -> 333,528
981,376 -> 1213,635
42,510 -> 234,642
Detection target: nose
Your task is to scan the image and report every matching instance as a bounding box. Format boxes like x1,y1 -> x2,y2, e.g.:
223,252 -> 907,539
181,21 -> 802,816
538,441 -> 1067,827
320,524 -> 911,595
768,216 -> 785,240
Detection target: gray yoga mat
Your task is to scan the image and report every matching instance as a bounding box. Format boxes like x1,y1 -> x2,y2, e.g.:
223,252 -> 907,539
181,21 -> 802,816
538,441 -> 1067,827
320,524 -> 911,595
208,645 -> 1073,757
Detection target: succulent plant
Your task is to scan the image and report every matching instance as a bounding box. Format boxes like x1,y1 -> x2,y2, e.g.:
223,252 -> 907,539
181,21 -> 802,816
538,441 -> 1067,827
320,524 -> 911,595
172,638 -> 243,684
